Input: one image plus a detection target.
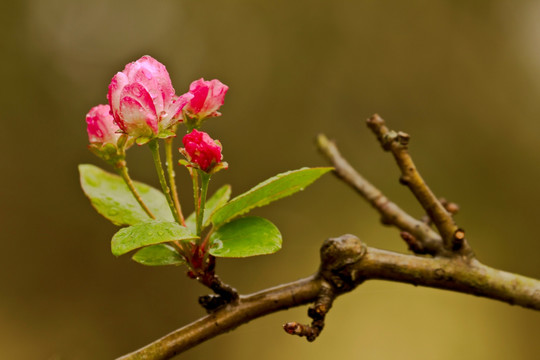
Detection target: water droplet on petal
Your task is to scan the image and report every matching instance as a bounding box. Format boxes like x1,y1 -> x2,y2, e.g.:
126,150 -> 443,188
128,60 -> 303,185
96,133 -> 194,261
142,69 -> 153,80
132,86 -> 142,96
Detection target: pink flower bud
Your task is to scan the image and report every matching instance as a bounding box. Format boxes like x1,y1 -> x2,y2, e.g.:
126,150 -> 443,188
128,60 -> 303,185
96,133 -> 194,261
184,78 -> 228,121
86,104 -> 120,145
182,130 -> 223,172
107,56 -> 193,139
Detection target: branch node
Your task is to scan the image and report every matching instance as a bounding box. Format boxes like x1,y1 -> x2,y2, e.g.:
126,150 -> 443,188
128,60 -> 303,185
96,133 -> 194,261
399,175 -> 411,186
397,131 -> 410,146
381,130 -> 398,150
196,272 -> 239,312
199,294 -> 227,312
284,281 -> 335,342
440,197 -> 460,215
366,114 -> 471,255
316,131 -> 445,256
283,321 -> 322,342
320,234 -> 367,291
285,235 -> 366,343
400,231 -> 428,255
420,215 -> 432,226
452,228 -> 466,251
308,304 -> 328,319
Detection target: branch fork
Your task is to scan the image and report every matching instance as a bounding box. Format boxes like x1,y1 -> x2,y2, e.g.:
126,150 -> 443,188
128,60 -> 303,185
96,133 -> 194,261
284,234 -> 366,341
117,114 -> 540,360
365,114 -> 472,257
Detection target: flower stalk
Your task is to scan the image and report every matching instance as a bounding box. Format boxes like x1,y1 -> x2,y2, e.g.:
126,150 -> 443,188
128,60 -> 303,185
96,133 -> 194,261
116,164 -> 156,220
149,139 -> 182,224
165,137 -> 185,226
197,170 -> 211,237
189,168 -> 200,235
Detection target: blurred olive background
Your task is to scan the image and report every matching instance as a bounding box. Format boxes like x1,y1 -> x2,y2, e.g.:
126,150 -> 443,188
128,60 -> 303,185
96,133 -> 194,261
2,0 -> 540,359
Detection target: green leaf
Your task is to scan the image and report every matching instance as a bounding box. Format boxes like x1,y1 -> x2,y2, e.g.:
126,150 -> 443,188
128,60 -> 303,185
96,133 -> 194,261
185,184 -> 232,233
111,220 -> 198,256
79,164 -> 173,226
209,216 -> 282,258
211,167 -> 332,228
132,244 -> 185,266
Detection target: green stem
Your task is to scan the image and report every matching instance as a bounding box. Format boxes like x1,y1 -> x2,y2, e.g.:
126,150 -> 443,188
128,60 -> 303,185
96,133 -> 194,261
197,170 -> 211,237
200,228 -> 214,251
116,164 -> 156,220
165,138 -> 185,226
149,139 -> 181,224
190,168 -> 200,237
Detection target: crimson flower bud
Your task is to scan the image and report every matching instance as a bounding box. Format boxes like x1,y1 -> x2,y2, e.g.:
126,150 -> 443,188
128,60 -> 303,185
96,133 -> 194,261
86,104 -> 120,145
184,78 -> 228,122
182,130 -> 223,173
107,55 -> 193,141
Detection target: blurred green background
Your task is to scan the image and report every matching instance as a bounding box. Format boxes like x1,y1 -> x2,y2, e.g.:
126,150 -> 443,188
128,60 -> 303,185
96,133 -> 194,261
2,0 -> 540,359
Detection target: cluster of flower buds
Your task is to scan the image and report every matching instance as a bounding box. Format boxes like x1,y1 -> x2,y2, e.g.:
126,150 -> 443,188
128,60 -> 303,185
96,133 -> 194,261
107,55 -> 194,143
85,55 -> 228,171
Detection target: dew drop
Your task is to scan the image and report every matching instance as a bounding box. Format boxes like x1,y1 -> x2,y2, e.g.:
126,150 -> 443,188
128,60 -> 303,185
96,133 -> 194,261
86,176 -> 100,187
131,86 -> 142,96
142,69 -> 153,80
212,239 -> 224,250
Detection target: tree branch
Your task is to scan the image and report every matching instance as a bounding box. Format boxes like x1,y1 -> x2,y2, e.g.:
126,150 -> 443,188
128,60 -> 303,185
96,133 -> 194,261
117,115 -> 540,359
316,133 -> 443,255
117,235 -> 540,360
358,245 -> 540,309
365,114 -> 472,256
116,276 -> 322,360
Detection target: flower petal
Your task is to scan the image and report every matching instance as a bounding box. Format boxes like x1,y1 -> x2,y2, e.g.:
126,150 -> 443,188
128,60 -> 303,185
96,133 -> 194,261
182,129 -> 223,172
168,92 -> 195,124
86,104 -> 120,145
124,55 -> 175,114
107,72 -> 128,123
119,96 -> 158,137
185,78 -> 229,120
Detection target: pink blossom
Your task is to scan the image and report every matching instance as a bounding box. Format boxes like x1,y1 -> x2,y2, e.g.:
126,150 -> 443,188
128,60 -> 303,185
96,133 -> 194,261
86,104 -> 120,145
182,130 -> 223,172
107,55 -> 193,139
184,78 -> 228,120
